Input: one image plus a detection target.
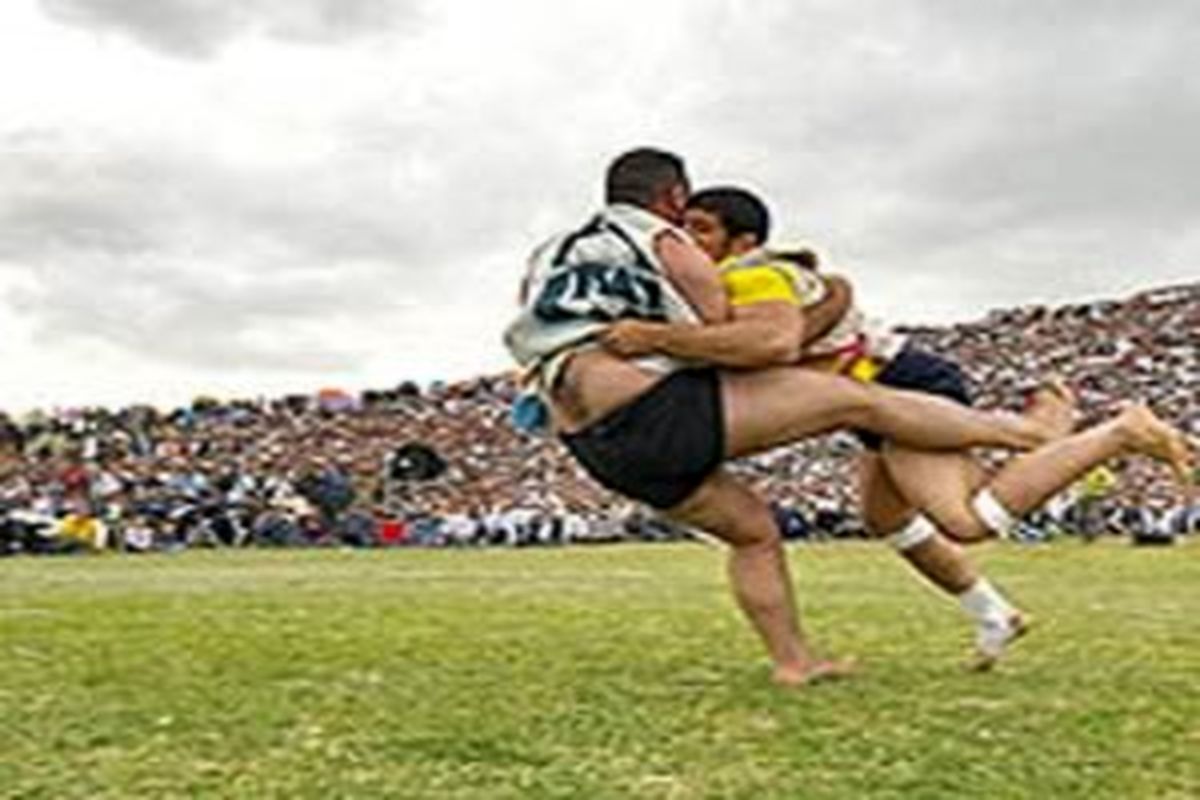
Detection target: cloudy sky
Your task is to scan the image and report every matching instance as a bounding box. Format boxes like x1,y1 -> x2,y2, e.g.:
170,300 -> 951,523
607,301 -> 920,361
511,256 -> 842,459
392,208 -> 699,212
2,0 -> 1198,411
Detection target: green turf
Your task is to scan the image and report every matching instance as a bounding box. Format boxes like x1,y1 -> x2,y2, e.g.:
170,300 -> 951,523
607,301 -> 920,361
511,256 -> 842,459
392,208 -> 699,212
1,542 -> 1197,799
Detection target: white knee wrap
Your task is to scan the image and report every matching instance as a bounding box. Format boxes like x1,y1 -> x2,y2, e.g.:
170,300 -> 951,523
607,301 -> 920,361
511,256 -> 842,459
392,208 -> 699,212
888,515 -> 937,551
972,490 -> 1016,539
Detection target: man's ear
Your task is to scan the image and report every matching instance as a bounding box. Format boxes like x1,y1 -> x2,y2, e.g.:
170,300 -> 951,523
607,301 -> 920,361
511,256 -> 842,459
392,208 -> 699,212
663,184 -> 689,223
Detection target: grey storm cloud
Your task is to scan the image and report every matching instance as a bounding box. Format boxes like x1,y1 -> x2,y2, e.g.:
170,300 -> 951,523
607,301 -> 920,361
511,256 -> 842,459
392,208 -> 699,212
5,0 -> 1199,408
39,0 -> 424,58
673,0 -> 1200,315
0,134 -> 426,263
7,259 -> 377,372
0,119 -> 563,374
0,131 -> 429,372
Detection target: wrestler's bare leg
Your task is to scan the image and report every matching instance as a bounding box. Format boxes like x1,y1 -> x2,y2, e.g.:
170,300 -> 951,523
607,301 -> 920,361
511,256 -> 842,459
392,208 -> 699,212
721,368 -> 1054,460
666,469 -> 855,687
859,453 -> 979,594
888,404 -> 1193,544
858,384 -> 1074,666
859,453 -> 1027,670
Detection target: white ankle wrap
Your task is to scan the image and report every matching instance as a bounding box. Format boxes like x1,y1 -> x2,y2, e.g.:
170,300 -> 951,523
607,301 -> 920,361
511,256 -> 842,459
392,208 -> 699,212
972,490 -> 1016,539
888,515 -> 937,551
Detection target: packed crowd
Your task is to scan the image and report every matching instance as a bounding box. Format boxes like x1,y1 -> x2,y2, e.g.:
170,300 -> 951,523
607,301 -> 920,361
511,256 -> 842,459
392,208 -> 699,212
902,281 -> 1199,509
1,283 -> 1196,556
0,379 -> 690,556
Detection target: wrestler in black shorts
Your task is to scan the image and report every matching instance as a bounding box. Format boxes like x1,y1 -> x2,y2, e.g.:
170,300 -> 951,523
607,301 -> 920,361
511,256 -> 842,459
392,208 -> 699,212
562,349 -> 969,506
561,368 -> 724,509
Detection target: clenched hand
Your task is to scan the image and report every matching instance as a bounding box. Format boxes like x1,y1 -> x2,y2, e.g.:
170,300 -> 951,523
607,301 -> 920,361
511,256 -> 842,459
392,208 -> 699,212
599,320 -> 666,357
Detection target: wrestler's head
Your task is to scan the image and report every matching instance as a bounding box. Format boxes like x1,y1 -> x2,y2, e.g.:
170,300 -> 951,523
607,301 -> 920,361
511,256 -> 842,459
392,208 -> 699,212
605,148 -> 690,224
683,186 -> 770,262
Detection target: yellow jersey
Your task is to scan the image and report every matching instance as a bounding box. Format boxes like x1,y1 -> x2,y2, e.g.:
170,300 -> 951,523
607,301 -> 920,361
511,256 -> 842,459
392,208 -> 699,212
718,252 -> 822,309
718,250 -> 883,381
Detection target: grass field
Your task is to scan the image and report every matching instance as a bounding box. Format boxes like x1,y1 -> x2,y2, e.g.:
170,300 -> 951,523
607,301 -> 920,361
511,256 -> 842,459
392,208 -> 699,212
1,542 -> 1197,799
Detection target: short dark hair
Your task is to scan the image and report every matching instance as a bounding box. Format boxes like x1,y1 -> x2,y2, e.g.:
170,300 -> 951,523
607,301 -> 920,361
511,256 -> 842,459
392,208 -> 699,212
605,148 -> 689,207
686,186 -> 771,245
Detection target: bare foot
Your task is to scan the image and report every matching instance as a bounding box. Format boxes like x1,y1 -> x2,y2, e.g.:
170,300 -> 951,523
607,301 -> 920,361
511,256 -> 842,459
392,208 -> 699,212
1116,405 -> 1195,486
967,612 -> 1031,673
772,658 -> 858,687
1025,377 -> 1076,439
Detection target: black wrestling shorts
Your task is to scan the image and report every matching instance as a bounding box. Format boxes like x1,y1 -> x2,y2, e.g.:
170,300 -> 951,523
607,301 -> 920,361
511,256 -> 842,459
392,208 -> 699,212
856,347 -> 973,450
561,368 -> 724,509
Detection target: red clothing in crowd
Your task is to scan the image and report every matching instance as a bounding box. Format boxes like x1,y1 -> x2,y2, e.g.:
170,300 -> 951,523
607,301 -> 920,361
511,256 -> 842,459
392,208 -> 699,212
378,519 -> 408,545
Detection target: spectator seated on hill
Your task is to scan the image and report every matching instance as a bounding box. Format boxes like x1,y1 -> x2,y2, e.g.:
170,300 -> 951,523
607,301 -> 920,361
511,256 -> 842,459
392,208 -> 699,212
0,511 -> 56,555
1164,504 -> 1200,536
336,509 -> 378,548
250,511 -> 302,548
376,514 -> 408,546
121,518 -> 160,553
386,443 -> 447,482
57,512 -> 108,551
772,504 -> 813,541
297,463 -> 356,529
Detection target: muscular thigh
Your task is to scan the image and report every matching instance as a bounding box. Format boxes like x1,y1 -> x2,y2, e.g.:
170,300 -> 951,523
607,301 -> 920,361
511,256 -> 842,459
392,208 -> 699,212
720,367 -> 871,459
858,453 -> 916,536
665,468 -> 779,548
883,446 -> 990,540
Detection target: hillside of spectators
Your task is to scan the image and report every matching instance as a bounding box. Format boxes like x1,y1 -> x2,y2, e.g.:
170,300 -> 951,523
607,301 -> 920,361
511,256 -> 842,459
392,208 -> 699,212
1,281 -> 1196,555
